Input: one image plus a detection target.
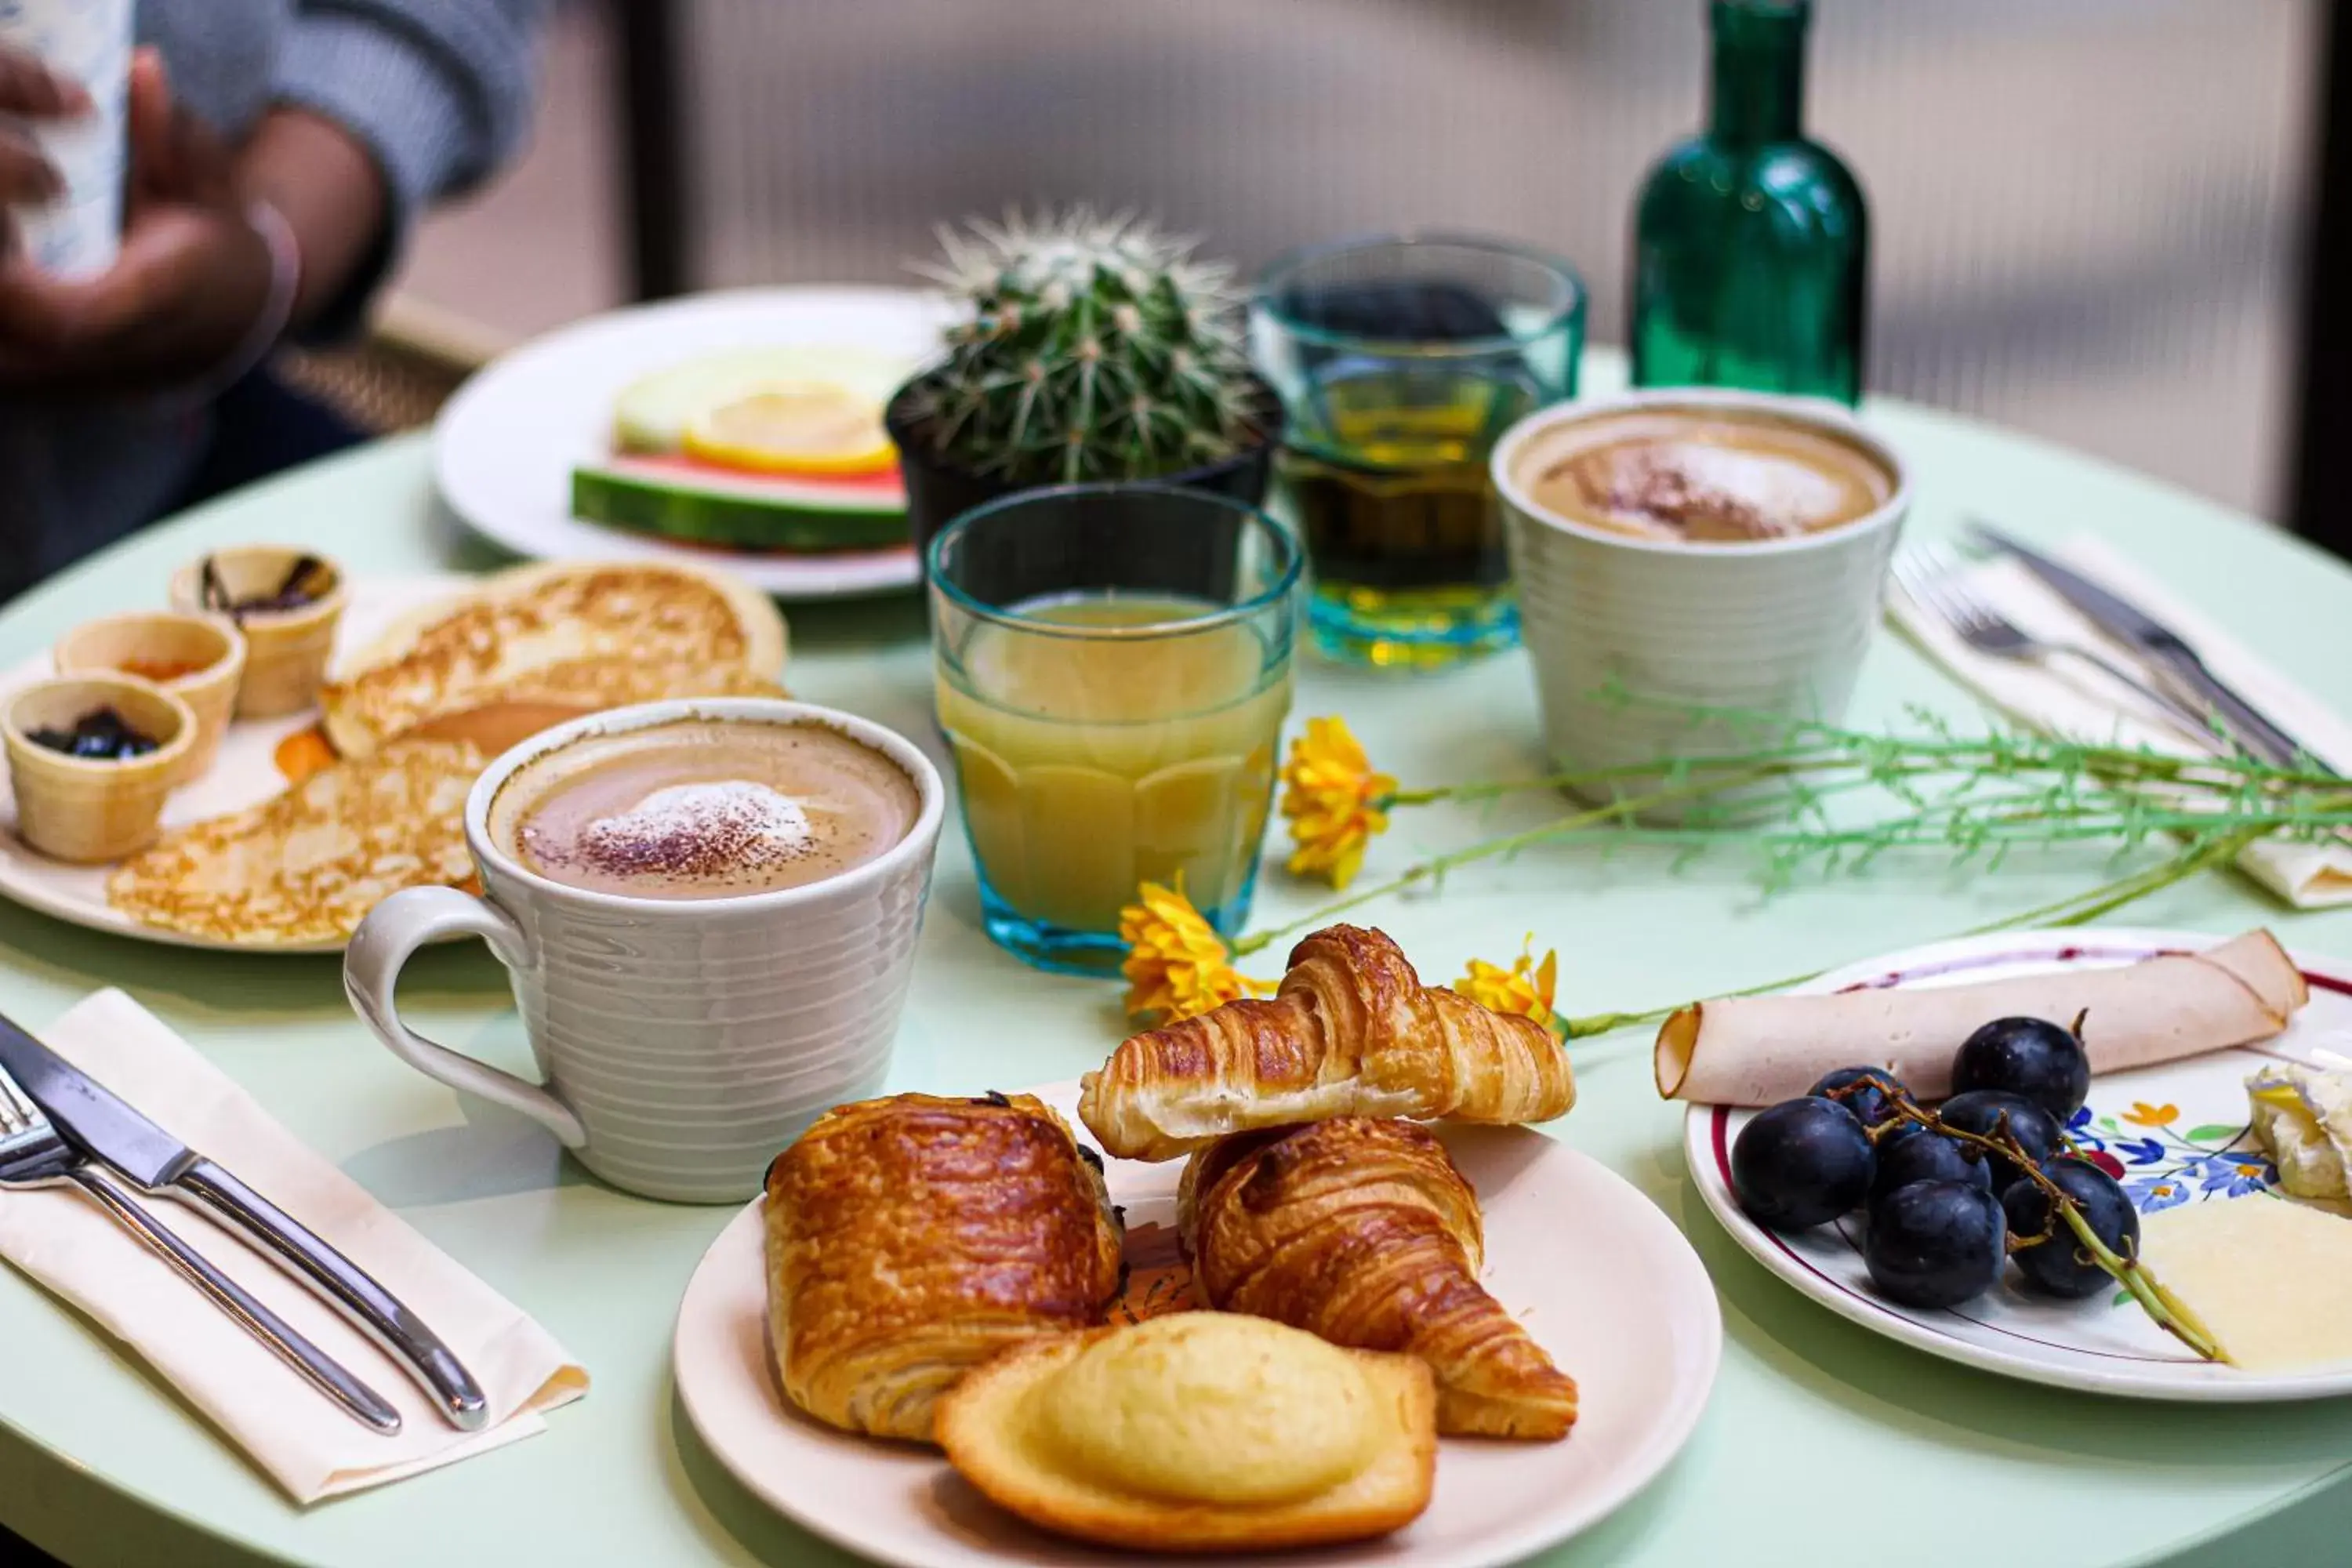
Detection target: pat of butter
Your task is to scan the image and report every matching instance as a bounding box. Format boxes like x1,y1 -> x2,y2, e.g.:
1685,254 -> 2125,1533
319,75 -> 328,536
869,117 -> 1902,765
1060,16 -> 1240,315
2140,1198 -> 2352,1373
2247,1066 -> 2352,1200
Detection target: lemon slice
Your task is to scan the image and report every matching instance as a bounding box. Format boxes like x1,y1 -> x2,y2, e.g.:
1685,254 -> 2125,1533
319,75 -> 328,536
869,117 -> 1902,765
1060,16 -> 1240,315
681,382 -> 895,475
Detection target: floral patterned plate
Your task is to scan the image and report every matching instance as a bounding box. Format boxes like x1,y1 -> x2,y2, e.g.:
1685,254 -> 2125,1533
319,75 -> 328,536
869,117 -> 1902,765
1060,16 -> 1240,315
1685,927 -> 2352,1403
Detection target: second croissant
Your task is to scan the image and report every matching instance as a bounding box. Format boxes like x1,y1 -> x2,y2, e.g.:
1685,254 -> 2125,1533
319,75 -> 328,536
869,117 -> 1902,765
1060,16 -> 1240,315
1179,1116 -> 1579,1441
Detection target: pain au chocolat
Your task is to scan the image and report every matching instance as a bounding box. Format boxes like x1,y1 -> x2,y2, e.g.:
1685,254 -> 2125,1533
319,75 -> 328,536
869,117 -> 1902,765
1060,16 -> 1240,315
761,1092 -> 1123,1443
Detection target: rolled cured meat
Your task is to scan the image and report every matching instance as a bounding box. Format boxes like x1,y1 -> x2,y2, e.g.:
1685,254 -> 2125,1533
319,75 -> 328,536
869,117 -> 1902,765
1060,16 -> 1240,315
1657,929 -> 2308,1105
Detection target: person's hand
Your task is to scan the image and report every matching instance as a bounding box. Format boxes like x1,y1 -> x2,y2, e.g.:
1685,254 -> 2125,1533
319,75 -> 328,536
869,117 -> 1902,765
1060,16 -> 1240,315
0,43 -> 89,236
0,47 -> 274,394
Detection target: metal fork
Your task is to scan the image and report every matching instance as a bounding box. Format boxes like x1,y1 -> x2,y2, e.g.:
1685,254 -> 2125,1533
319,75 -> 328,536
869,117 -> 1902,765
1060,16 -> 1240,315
0,1064 -> 401,1434
1893,543 -> 2222,748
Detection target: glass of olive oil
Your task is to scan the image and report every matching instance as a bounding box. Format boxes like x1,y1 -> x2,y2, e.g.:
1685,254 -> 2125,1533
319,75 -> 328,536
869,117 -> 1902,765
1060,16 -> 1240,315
1250,235 -> 1584,669
928,485 -> 1300,975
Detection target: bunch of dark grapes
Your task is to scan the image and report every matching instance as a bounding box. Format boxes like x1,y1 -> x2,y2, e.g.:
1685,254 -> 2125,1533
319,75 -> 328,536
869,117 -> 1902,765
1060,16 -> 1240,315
1730,1016 -> 2140,1310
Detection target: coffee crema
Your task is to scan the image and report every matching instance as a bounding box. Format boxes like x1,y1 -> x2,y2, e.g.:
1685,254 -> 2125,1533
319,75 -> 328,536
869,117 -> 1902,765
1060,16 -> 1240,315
1519,410 -> 1892,544
489,719 -> 919,900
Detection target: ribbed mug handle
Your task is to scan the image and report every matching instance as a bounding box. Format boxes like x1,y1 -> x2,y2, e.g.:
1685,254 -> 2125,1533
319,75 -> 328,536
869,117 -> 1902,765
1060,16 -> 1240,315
342,885 -> 588,1149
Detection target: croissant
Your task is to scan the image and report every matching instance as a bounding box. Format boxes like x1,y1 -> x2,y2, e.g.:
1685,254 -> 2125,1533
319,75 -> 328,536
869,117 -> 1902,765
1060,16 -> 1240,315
1180,1116 -> 1578,1440
1081,924 -> 1573,1161
763,1092 -> 1124,1442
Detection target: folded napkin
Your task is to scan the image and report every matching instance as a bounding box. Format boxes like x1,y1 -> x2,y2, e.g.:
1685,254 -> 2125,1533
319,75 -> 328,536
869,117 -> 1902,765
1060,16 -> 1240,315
1892,535 -> 2352,907
0,990 -> 586,1502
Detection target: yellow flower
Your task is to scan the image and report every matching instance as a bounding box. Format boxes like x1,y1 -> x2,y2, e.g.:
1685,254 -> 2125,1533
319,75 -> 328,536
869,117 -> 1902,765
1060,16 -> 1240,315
1280,716 -> 1397,891
1120,879 -> 1269,1022
1454,938 -> 1561,1034
2123,1101 -> 2180,1128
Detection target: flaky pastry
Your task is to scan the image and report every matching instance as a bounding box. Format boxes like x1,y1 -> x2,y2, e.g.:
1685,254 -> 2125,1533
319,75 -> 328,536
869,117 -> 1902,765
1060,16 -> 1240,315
762,1092 -> 1123,1442
1081,924 -> 1573,1161
1181,1116 -> 1578,1439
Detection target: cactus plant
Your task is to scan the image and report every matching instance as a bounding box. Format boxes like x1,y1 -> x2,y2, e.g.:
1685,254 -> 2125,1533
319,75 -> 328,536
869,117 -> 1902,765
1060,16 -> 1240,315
900,209 -> 1266,486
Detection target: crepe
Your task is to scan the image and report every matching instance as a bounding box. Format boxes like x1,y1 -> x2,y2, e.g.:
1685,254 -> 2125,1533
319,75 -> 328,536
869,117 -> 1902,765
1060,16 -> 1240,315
1656,928 -> 2306,1105
319,559 -> 787,758
107,739 -> 484,946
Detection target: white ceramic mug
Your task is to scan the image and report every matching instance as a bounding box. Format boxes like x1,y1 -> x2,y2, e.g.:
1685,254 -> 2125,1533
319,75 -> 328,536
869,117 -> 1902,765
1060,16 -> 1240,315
343,698 -> 945,1203
1491,388 -> 1910,819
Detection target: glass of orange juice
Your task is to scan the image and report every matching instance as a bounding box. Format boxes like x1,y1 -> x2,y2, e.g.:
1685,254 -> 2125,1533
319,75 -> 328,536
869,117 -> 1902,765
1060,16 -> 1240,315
929,485 -> 1301,975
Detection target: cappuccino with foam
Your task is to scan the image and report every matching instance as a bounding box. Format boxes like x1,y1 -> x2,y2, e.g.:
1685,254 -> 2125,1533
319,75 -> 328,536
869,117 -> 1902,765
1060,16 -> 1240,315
488,718 -> 920,899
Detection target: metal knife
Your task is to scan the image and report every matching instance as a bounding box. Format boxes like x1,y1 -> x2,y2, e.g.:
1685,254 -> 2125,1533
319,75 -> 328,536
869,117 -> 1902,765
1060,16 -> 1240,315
0,1015 -> 490,1432
1968,521 -> 2314,768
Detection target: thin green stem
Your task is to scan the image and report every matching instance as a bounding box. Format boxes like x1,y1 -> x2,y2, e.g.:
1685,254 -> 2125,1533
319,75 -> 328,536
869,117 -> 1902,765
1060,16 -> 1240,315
1377,732 -> 2346,812
1239,761 -> 1788,956
1552,826 -> 2284,1042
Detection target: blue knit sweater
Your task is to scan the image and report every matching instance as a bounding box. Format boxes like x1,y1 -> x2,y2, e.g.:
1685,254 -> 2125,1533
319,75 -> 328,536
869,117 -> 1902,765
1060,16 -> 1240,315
0,0 -> 545,600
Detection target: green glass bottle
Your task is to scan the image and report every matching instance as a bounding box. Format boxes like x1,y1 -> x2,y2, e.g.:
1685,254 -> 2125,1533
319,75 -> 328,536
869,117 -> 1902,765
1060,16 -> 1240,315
1630,0 -> 1867,405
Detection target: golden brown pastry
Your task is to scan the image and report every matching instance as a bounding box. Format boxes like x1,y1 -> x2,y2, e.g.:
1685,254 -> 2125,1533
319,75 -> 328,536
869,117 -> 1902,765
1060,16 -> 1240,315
1181,1117 -> 1578,1440
1081,924 -> 1573,1161
935,1313 -> 1436,1552
762,1092 -> 1123,1442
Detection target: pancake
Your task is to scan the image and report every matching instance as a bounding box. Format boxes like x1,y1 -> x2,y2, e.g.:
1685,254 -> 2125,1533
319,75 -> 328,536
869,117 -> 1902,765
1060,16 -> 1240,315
319,560 -> 788,758
107,739 -> 484,947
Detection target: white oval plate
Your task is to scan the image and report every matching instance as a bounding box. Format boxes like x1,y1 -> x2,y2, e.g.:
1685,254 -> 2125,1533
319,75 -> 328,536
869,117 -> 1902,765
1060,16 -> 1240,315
1686,926 -> 2352,1402
673,1079 -> 1722,1568
0,575 -> 468,953
434,288 -> 953,601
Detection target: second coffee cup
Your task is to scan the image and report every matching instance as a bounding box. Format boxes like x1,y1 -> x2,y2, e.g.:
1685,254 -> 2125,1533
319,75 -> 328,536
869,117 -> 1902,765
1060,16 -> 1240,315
1493,388 -> 1909,820
344,697 -> 945,1203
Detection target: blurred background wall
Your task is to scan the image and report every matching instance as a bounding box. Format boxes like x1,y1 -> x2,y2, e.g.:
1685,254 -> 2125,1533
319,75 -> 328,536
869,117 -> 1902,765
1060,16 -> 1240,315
394,0 -> 2320,521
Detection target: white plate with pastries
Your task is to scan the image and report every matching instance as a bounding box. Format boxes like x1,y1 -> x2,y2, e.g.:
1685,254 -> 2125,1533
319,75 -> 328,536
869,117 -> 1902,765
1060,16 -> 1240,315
1682,926 -> 2352,1402
673,1072 -> 1722,1568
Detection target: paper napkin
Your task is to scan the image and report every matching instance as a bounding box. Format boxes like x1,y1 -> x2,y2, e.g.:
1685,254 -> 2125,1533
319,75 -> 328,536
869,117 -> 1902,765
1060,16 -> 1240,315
0,989 -> 587,1502
1891,535 -> 2352,908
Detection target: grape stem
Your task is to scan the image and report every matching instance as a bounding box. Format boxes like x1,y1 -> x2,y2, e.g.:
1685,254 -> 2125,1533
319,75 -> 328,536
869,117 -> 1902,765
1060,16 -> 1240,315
1835,1091 -> 2225,1363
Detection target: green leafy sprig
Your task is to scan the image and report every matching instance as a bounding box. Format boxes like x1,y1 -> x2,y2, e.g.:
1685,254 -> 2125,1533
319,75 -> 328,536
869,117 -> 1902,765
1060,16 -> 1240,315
1254,706 -> 2345,1037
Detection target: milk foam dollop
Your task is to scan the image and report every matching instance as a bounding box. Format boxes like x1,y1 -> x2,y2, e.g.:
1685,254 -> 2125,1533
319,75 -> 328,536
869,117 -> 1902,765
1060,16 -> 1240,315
576,781 -> 815,879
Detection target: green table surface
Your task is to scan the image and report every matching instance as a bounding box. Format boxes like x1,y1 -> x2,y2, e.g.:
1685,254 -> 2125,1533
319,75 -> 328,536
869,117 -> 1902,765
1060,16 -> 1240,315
1,384 -> 2350,1568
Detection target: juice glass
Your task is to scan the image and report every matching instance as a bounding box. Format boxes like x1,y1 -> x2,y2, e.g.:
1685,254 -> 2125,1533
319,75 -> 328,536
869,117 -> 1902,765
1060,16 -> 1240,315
1250,234 -> 1583,669
929,485 -> 1301,975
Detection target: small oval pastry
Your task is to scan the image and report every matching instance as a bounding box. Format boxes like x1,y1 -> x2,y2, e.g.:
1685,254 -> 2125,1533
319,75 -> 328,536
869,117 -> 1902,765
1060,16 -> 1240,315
935,1313 -> 1436,1553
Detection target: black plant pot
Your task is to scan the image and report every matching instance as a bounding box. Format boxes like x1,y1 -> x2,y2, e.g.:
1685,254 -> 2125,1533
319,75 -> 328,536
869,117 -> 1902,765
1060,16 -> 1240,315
886,372 -> 1285,604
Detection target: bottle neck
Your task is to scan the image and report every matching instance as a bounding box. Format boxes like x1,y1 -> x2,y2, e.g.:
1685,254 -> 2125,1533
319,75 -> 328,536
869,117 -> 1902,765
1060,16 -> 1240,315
1708,0 -> 1809,146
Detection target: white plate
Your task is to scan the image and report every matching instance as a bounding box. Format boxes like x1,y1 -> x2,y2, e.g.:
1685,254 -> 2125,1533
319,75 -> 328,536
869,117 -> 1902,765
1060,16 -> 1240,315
1686,926 -> 2352,1402
434,288 -> 953,600
673,1080 -> 1722,1568
0,575 -> 469,953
